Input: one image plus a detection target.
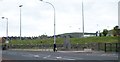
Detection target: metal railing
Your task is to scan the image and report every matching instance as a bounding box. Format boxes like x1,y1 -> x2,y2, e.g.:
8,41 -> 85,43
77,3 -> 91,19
7,43 -> 120,52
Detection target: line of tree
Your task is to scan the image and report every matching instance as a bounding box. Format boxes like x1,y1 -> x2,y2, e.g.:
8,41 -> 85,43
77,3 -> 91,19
102,29 -> 108,36
112,26 -> 120,36
102,26 -> 120,36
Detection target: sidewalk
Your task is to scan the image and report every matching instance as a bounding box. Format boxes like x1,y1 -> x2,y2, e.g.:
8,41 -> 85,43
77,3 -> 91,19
9,49 -> 105,53
10,49 -> 53,51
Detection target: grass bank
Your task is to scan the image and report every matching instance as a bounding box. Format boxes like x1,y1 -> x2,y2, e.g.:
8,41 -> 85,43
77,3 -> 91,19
9,36 -> 118,45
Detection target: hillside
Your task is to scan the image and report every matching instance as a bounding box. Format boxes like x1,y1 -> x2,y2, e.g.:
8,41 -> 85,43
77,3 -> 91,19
9,36 -> 118,45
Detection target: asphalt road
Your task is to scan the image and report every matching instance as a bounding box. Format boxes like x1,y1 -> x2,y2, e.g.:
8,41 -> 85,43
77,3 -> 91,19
1,50 -> 118,60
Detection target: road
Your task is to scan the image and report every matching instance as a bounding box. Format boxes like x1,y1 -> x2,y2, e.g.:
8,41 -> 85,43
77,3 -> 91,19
2,50 -> 118,60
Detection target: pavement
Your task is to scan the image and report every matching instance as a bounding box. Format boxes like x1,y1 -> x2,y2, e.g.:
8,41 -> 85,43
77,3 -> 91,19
9,49 -> 105,53
10,49 -> 53,51
1,49 -> 118,60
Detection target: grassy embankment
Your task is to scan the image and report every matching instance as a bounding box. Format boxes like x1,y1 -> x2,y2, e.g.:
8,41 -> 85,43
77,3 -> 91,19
9,36 -> 118,45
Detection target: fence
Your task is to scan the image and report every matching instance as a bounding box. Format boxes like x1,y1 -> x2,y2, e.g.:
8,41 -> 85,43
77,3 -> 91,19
7,43 -> 120,52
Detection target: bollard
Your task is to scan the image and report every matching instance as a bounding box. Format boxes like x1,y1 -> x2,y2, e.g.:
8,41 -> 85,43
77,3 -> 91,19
104,43 -> 107,52
110,43 -> 112,52
116,43 -> 118,52
98,43 -> 100,51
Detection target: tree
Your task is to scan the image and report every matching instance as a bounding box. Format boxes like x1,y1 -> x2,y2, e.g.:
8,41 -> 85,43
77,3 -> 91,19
102,29 -> 108,36
112,26 -> 120,36
39,34 -> 48,39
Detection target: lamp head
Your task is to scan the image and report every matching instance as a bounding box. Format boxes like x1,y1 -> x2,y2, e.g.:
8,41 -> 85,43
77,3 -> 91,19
19,5 -> 23,7
40,0 -> 43,1
2,17 -> 4,19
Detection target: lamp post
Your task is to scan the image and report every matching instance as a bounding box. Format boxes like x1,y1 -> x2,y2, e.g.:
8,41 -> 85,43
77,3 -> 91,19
118,1 -> 120,37
40,0 -> 56,52
78,28 -> 81,38
82,0 -> 84,37
19,5 -> 23,40
1,17 -> 8,43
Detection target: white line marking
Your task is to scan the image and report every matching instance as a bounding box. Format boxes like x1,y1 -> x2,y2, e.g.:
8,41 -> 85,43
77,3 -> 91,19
43,57 -> 47,58
47,55 -> 51,57
43,55 -> 51,59
34,55 -> 39,58
56,56 -> 77,60
65,58 -> 75,60
61,58 -> 76,60
56,57 -> 62,59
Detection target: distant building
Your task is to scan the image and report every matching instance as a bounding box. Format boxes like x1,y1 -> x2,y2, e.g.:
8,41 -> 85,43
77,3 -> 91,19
56,32 -> 96,38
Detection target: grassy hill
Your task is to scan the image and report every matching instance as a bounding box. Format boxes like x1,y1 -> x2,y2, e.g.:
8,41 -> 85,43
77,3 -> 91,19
9,36 -> 118,45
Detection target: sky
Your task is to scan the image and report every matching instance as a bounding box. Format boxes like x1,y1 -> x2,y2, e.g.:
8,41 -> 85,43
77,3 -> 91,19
0,0 -> 119,37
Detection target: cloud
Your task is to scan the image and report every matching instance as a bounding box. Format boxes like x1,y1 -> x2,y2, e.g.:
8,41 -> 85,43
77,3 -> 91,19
0,0 -> 119,36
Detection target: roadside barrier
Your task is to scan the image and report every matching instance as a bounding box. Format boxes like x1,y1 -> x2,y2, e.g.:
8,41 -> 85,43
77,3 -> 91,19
8,43 -> 120,52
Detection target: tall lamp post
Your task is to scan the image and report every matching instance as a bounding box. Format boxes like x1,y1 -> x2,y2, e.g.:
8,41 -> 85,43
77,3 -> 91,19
40,0 -> 56,52
19,5 -> 23,40
82,0 -> 84,37
1,17 -> 9,43
78,28 -> 81,38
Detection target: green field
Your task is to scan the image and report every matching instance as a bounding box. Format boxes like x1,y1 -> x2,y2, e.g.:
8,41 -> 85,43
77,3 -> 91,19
9,36 -> 119,45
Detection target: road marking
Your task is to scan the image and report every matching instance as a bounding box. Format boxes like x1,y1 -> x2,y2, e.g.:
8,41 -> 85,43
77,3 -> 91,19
100,54 -> 118,57
65,58 -> 75,60
56,56 -> 62,59
43,55 -> 51,59
43,57 -> 47,58
60,57 -> 76,60
56,56 -> 76,60
47,55 -> 51,57
34,55 -> 39,57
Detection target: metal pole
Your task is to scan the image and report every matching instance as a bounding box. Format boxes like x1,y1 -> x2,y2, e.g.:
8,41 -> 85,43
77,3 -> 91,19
6,18 -> 8,41
1,17 -> 8,42
105,43 -> 107,52
20,6 -> 21,40
116,43 -> 118,52
19,5 -> 23,40
82,0 -> 84,37
47,2 -> 56,52
40,1 -> 56,52
78,28 -> 80,38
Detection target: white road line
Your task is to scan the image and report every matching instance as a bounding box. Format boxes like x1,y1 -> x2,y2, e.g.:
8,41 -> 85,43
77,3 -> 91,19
34,55 -> 39,58
56,56 -> 62,59
100,54 -> 118,57
43,55 -> 51,59
56,56 -> 77,60
64,58 -> 75,60
60,57 -> 76,60
47,55 -> 51,57
43,57 -> 47,59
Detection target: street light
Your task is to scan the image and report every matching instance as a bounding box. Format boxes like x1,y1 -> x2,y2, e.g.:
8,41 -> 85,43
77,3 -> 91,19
78,28 -> 81,38
1,17 -> 9,43
19,5 -> 23,40
82,0 -> 84,37
39,0 -> 56,52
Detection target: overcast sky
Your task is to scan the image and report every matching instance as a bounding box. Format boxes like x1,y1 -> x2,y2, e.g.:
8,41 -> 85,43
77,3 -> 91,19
0,0 -> 119,37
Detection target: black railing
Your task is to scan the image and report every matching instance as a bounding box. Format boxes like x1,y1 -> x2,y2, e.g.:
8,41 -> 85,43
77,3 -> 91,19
7,43 -> 120,52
